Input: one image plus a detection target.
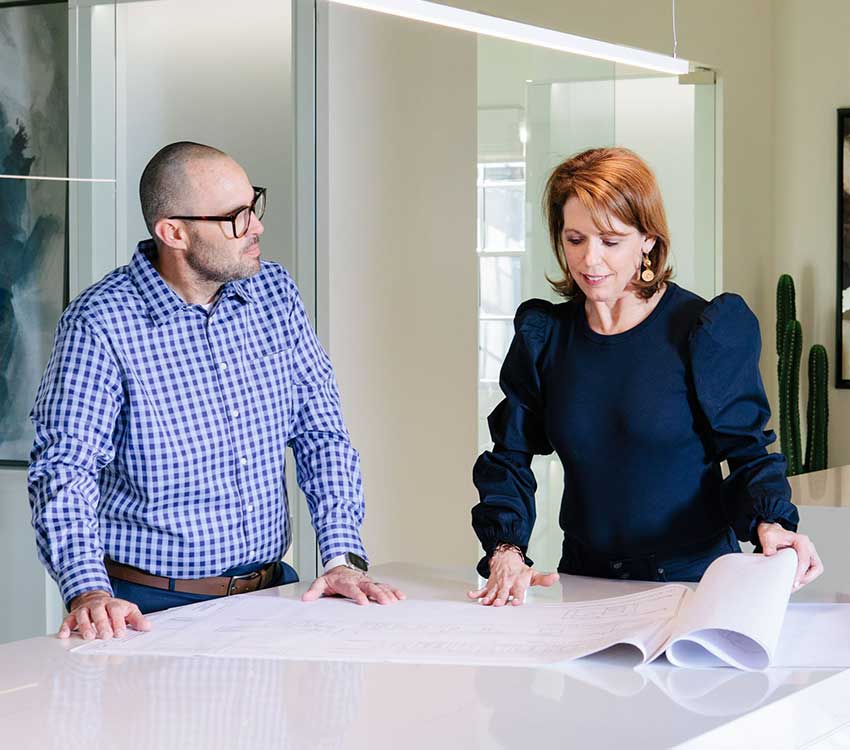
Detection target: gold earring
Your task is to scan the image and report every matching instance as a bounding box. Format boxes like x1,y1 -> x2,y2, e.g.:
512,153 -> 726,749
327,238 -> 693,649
641,253 -> 655,282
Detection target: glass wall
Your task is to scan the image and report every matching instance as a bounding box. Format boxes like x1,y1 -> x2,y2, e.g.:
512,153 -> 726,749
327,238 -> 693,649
477,37 -> 717,569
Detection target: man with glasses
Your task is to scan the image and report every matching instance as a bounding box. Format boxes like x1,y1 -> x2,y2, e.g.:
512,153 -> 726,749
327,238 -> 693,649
29,142 -> 404,641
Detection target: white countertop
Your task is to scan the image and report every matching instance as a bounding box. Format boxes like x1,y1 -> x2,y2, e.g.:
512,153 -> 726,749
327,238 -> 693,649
0,560 -> 845,749
789,464 -> 850,508
1,493 -> 848,748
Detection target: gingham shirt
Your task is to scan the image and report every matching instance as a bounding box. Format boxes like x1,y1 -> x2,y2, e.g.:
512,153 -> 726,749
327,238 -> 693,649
29,241 -> 367,605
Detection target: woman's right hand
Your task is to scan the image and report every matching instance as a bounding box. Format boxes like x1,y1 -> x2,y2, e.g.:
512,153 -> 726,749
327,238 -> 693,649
467,546 -> 559,606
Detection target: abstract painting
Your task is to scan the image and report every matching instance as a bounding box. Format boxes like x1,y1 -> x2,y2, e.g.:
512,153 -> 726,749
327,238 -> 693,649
0,2 -> 68,464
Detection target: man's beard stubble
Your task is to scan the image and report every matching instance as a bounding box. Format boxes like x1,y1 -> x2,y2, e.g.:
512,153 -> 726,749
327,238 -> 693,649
186,233 -> 261,284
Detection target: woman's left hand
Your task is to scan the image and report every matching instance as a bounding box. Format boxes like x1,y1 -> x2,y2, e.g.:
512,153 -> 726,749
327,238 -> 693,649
757,522 -> 824,591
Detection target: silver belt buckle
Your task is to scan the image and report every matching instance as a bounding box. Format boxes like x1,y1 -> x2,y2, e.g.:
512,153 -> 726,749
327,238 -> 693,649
226,568 -> 263,596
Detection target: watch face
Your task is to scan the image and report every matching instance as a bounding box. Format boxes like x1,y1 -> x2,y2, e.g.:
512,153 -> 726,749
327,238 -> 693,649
345,552 -> 369,572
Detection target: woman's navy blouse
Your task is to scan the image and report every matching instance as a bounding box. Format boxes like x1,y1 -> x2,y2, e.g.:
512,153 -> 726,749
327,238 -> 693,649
472,283 -> 799,574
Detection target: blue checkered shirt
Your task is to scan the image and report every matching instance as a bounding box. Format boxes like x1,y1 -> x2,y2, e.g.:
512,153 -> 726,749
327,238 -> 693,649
29,241 -> 367,605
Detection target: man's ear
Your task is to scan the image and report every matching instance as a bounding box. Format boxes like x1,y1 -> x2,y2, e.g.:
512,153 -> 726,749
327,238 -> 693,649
154,218 -> 189,250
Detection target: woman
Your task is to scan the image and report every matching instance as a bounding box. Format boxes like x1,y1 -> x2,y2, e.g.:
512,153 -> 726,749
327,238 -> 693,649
469,147 -> 823,607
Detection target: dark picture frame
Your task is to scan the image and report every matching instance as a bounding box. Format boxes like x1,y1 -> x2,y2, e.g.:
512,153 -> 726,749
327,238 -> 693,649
837,110 -> 850,388
0,0 -> 69,465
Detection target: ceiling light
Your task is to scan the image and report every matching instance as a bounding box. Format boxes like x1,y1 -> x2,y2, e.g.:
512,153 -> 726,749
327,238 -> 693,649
329,0 -> 690,76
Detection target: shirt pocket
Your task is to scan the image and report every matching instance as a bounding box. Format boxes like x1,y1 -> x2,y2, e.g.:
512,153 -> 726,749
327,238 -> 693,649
247,347 -> 295,437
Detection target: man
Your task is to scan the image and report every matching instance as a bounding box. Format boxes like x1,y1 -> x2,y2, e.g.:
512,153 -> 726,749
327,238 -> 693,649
29,142 -> 403,641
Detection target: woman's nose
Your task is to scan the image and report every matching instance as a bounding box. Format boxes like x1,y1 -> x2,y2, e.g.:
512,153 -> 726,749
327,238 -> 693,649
583,238 -> 603,265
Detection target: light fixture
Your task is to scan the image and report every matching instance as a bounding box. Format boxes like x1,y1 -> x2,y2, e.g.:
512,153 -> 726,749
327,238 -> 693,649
329,0 -> 690,76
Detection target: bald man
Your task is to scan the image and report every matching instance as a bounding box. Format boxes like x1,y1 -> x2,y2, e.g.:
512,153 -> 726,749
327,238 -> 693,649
29,142 -> 403,641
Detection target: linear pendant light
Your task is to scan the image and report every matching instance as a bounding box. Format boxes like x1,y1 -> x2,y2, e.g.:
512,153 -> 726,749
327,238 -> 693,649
328,0 -> 690,76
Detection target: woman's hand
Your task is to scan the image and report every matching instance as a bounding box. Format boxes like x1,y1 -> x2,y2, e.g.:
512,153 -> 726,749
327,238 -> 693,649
467,546 -> 559,606
757,522 -> 824,591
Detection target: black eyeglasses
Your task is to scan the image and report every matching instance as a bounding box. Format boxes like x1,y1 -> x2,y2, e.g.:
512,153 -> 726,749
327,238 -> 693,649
169,186 -> 267,239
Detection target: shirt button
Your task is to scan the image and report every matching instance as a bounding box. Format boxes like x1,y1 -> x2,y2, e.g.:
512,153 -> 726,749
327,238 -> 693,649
246,504 -> 254,512
240,457 -> 248,466
248,549 -> 256,557
219,362 -> 228,371
231,409 -> 239,418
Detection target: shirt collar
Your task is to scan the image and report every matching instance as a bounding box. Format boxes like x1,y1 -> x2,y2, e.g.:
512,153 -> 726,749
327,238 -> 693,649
223,276 -> 256,304
129,240 -> 256,326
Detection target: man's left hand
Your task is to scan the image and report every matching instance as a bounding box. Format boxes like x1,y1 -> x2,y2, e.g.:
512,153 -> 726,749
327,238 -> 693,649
301,566 -> 406,605
757,522 -> 824,591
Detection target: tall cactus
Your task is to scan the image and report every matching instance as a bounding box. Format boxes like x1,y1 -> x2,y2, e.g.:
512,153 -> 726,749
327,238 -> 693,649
779,319 -> 803,476
806,344 -> 829,472
775,274 -> 829,476
776,274 -> 796,381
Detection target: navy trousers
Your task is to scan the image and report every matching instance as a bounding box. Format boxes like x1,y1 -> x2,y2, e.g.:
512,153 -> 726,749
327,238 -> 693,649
110,560 -> 300,614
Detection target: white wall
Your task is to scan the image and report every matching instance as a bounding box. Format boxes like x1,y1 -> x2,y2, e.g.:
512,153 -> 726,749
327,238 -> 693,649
323,5 -> 478,566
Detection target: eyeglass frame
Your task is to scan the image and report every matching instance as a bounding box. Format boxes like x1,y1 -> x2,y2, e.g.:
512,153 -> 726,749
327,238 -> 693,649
167,186 -> 266,239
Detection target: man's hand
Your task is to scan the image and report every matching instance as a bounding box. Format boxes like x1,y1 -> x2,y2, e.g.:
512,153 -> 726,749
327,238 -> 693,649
301,566 -> 406,605
467,547 -> 559,606
59,590 -> 151,640
757,522 -> 824,591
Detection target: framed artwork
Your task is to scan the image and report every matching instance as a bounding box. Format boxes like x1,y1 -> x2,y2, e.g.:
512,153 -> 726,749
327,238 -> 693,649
837,110 -> 850,387
0,0 -> 68,464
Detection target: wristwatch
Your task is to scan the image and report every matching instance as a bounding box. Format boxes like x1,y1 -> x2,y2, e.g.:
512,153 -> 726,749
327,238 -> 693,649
324,552 -> 369,574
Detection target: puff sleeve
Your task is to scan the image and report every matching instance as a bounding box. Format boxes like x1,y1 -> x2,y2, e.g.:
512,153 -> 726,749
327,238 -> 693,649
471,300 -> 556,576
689,294 -> 799,545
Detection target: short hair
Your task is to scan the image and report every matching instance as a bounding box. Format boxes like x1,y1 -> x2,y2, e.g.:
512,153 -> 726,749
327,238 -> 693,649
542,147 -> 672,301
139,141 -> 228,237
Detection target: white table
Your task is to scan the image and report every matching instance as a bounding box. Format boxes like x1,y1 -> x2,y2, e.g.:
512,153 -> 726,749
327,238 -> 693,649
1,496 -> 848,748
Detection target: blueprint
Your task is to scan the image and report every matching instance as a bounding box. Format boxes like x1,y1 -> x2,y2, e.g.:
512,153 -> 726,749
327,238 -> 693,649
72,585 -> 688,667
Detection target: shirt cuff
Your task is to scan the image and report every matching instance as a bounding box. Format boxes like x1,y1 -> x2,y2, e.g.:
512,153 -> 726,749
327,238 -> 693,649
316,524 -> 368,568
58,561 -> 114,608
323,554 -> 350,574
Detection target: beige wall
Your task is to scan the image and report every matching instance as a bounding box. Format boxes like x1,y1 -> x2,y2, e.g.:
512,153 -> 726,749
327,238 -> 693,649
773,0 -> 850,466
324,5 -> 478,566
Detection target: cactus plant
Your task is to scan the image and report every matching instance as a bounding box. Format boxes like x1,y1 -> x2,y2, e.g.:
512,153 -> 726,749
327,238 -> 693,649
779,319 -> 803,476
806,344 -> 829,472
776,274 -> 796,380
775,274 -> 829,476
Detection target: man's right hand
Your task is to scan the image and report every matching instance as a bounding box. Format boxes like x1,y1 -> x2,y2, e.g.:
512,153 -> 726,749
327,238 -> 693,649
59,590 -> 151,640
467,547 -> 559,606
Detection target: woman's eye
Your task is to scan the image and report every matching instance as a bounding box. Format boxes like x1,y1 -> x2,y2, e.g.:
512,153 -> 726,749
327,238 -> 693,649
602,240 -> 620,247
565,237 -> 583,245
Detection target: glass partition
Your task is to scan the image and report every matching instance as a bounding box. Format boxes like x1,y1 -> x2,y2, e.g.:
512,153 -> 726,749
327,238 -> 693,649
477,38 -> 618,567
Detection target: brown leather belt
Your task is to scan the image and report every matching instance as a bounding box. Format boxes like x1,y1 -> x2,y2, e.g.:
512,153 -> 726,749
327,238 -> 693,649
105,558 -> 279,597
